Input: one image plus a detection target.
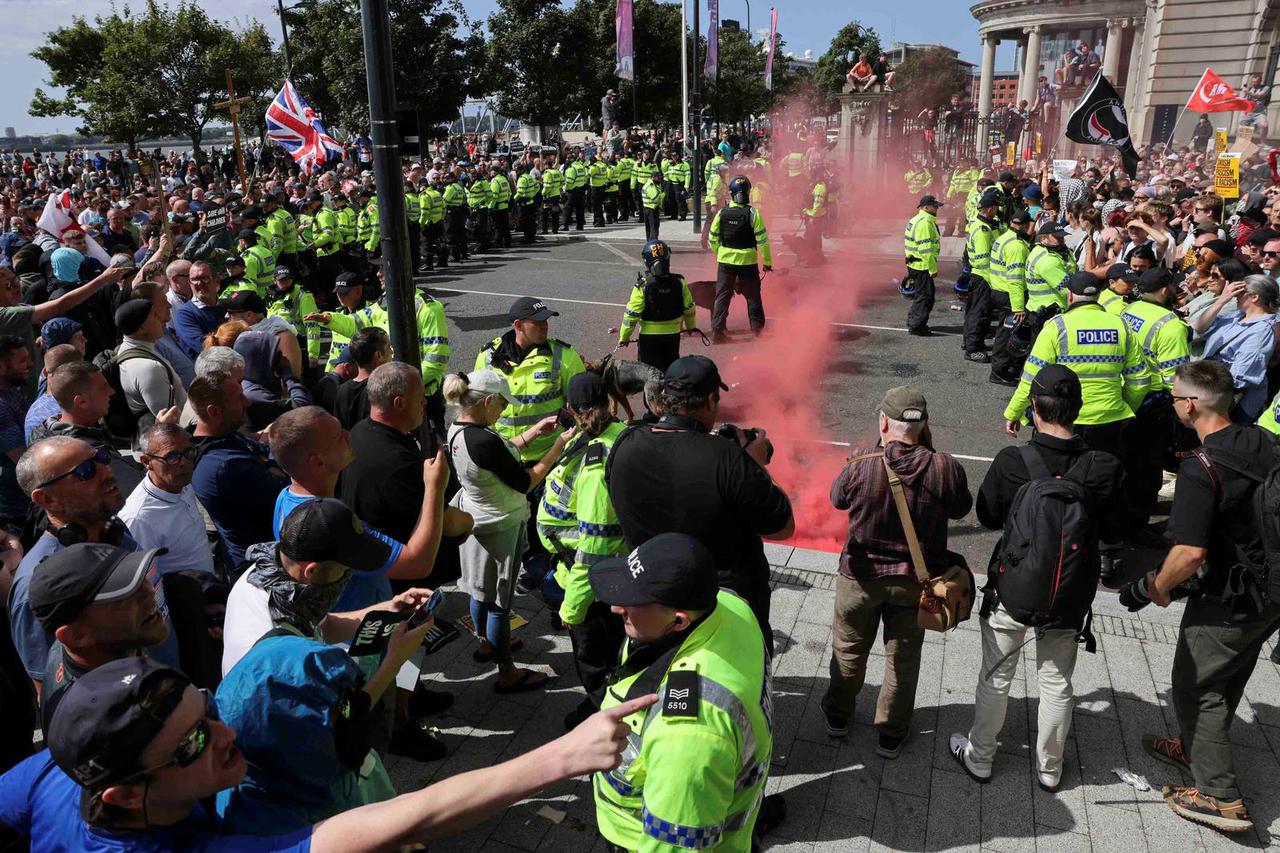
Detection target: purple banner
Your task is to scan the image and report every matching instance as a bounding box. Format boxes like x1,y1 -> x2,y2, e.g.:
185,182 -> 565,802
705,0 -> 719,79
615,0 -> 634,81
764,7 -> 777,90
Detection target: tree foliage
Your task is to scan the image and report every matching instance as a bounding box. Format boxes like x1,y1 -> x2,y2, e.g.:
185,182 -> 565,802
30,1 -> 280,157
812,22 -> 882,103
704,27 -> 795,124
482,0 -> 583,127
285,0 -> 485,133
892,47 -> 973,114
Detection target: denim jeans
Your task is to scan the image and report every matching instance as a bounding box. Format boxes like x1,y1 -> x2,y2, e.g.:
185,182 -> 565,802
470,597 -> 513,666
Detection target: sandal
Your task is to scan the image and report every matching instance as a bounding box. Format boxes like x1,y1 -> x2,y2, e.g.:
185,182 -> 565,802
472,638 -> 524,663
494,668 -> 548,694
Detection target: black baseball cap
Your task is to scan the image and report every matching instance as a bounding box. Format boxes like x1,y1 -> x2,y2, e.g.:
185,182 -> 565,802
664,355 -> 728,396
978,188 -> 1001,208
236,227 -> 257,242
217,290 -> 266,315
277,498 -> 390,571
1106,263 -> 1140,283
1038,221 -> 1068,238
508,297 -> 558,322
48,656 -> 190,788
1065,271 -> 1102,296
567,371 -> 608,410
1135,267 -> 1176,293
1030,364 -> 1082,407
334,271 -> 362,291
589,533 -> 719,610
273,265 -> 293,280
1009,210 -> 1032,225
918,195 -> 943,207
224,254 -> 245,268
30,544 -> 167,631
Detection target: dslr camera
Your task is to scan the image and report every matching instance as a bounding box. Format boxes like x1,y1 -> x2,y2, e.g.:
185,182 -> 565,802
1119,571 -> 1204,612
714,423 -> 774,464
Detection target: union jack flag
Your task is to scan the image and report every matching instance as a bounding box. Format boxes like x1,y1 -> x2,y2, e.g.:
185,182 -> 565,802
266,81 -> 344,175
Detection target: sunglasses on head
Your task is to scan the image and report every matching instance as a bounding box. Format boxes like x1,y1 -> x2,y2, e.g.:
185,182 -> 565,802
36,445 -> 110,489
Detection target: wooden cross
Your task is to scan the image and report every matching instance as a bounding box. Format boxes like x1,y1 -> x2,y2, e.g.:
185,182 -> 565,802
214,69 -> 252,190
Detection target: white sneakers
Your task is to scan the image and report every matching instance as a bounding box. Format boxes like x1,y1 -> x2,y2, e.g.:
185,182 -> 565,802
949,733 -> 1062,791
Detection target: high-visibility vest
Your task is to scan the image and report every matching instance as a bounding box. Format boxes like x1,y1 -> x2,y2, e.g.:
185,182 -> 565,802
489,174 -> 511,210
903,211 -> 940,275
1120,299 -> 1191,392
709,203 -> 771,267
475,335 -> 586,461
966,218 -> 996,280
1024,245 -> 1076,311
989,230 -> 1031,311
322,293 -> 450,392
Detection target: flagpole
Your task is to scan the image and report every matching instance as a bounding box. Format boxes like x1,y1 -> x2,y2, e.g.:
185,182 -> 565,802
681,0 -> 690,156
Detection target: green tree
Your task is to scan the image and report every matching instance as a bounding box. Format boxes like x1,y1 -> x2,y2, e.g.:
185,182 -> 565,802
30,1 -> 280,159
704,27 -> 795,124
284,0 -> 484,133
892,47 -> 971,115
813,22 -> 881,103
483,0 -> 581,129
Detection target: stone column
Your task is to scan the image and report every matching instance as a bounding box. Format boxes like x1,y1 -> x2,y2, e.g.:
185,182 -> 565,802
1018,25 -> 1042,106
1103,18 -> 1126,80
977,35 -> 998,157
1125,17 -> 1146,108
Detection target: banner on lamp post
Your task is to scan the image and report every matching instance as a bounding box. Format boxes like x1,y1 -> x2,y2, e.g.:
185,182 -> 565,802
764,7 -> 777,91
615,0 -> 634,81
705,0 -> 719,79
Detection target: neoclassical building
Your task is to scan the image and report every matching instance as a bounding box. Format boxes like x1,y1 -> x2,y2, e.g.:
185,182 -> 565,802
970,0 -> 1279,151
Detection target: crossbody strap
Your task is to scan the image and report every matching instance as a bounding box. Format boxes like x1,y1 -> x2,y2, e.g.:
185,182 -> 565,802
882,458 -> 930,584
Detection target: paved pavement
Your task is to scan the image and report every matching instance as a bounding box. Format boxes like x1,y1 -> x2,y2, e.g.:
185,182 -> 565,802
384,553 -> 1280,852
375,227 -> 1280,850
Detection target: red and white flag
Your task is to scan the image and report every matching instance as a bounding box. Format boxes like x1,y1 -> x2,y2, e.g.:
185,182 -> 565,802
37,193 -> 110,264
1185,68 -> 1256,113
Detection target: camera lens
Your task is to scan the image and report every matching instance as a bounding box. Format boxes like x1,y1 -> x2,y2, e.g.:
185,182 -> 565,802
1118,576 -> 1151,612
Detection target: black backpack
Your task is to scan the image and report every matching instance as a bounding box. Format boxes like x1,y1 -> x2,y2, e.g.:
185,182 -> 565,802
91,346 -> 171,441
1189,443 -> 1280,613
990,446 -> 1101,631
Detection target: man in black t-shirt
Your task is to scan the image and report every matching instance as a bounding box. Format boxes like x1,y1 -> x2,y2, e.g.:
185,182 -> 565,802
1138,361 -> 1280,835
607,356 -> 793,650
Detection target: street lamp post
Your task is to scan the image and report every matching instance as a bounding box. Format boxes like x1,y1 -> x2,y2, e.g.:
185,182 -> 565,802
276,0 -> 294,77
743,0 -> 750,37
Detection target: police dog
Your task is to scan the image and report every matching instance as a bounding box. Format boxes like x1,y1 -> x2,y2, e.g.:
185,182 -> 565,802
583,352 -> 663,421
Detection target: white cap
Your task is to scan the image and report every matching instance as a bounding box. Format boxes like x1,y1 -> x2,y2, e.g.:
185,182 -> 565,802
462,369 -> 515,405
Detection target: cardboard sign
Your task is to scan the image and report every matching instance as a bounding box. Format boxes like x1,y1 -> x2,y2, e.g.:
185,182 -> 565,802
1053,159 -> 1076,182
1234,124 -> 1258,160
202,203 -> 228,235
1035,132 -> 1043,156
348,609 -> 412,657
1005,142 -> 1016,166
1214,128 -> 1228,154
1214,153 -> 1240,199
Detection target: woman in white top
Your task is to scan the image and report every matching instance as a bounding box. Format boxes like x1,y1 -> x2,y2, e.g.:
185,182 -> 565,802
444,370 -> 573,693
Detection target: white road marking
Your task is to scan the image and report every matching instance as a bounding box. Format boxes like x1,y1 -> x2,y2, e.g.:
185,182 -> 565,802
833,322 -> 909,332
438,288 -> 627,309
597,240 -> 645,266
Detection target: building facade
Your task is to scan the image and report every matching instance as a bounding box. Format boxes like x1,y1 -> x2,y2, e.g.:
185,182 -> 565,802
970,0 -> 1280,154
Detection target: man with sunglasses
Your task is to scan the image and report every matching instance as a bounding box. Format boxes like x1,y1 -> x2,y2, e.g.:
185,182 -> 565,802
119,423 -> 214,578
0,656 -> 655,852
8,436 -> 181,699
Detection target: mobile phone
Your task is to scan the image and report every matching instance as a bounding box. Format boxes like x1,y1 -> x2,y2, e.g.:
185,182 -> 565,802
405,588 -> 444,630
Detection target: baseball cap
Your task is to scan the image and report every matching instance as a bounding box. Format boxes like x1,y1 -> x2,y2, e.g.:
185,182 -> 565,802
1022,185 -> 1044,201
507,297 -> 558,322
236,227 -> 256,242
333,345 -> 353,366
880,385 -> 927,422
1009,210 -> 1032,225
918,194 -> 943,207
277,498 -> 391,571
1105,263 -> 1139,283
273,265 -> 293,280
998,171 -> 1016,182
114,299 -> 154,337
1065,271 -> 1102,296
663,355 -> 728,396
334,271 -> 363,291
224,254 -> 244,268
217,290 -> 266,315
978,188 -> 1002,208
1030,364 -> 1083,407
1038,221 -> 1068,237
589,533 -> 719,610
41,316 -> 83,348
459,369 -> 515,405
1135,267 -> 1175,293
567,371 -> 608,410
47,657 -> 190,788
30,544 -> 167,631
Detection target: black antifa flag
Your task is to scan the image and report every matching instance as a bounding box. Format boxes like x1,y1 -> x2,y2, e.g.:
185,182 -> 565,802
1065,72 -> 1140,178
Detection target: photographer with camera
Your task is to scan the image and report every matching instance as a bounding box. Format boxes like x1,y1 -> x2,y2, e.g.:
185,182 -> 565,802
820,387 -> 971,760
607,355 -> 793,652
1134,361 -> 1280,834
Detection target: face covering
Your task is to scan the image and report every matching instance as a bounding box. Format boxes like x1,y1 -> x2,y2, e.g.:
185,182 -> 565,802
247,546 -> 352,635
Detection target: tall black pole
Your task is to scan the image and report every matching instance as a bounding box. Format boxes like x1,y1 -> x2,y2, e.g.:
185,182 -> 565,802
359,0 -> 419,370
691,0 -> 702,233
276,0 -> 293,78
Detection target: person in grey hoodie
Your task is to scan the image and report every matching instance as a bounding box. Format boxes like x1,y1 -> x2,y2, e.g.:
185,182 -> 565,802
232,330 -> 312,432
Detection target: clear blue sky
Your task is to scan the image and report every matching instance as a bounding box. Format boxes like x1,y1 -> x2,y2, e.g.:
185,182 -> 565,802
5,0 -> 1013,135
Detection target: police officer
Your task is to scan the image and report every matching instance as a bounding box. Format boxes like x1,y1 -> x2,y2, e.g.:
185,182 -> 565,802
701,162 -> 728,250
589,533 -> 778,851
640,165 -> 664,241
541,153 -> 565,234
946,158 -> 981,236
962,188 -> 1003,363
904,159 -> 933,199
903,194 -> 943,336
564,149 -> 589,231
267,265 -> 326,373
1099,263 -> 1139,315
1025,221 -> 1076,312
616,150 -> 635,222
539,372 -> 628,729
489,162 -> 513,248
442,170 -> 469,262
466,164 -> 492,253
265,189 -> 298,271
236,228 -> 274,298
514,162 -> 539,244
419,176 -> 446,271
988,210 -> 1034,385
1003,272 -> 1151,457
994,170 -> 1019,224
588,155 -> 609,227
476,297 -> 586,592
708,175 -> 772,342
403,180 -> 422,273
801,167 -> 828,265
619,240 -> 697,373
665,151 -> 690,221
1120,267 -> 1190,531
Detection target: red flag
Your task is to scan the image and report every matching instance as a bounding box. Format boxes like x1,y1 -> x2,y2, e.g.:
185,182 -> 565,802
1185,68 -> 1256,113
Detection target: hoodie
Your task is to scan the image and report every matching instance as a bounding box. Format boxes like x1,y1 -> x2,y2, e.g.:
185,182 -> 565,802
830,440 -> 973,581
233,330 -> 313,432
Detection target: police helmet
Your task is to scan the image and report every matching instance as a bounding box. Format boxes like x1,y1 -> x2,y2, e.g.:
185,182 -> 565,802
642,239 -> 672,277
728,175 -> 752,204
898,277 -> 917,298
953,271 -> 972,298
